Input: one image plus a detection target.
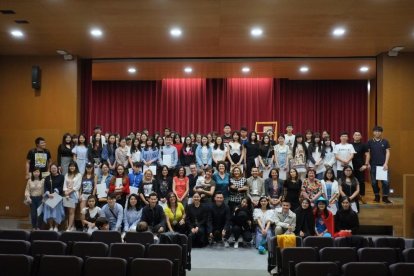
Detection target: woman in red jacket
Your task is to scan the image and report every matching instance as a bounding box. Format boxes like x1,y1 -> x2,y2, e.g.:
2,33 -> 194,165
109,164 -> 130,207
313,196 -> 334,237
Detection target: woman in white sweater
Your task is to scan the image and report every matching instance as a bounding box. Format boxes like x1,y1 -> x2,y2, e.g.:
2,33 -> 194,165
320,168 -> 339,215
63,161 -> 82,231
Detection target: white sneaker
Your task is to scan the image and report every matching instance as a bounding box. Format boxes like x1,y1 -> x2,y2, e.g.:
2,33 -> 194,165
270,267 -> 278,275
224,240 -> 230,248
234,242 -> 239,249
53,227 -> 59,232
49,227 -> 53,231
66,228 -> 72,232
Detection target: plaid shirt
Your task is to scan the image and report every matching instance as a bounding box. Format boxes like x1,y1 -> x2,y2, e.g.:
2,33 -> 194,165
229,177 -> 247,203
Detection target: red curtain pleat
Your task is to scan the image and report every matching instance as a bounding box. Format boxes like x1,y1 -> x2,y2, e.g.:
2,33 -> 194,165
81,65 -> 367,141
278,79 -> 368,140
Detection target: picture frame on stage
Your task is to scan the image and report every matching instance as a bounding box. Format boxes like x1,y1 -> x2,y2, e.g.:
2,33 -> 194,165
255,121 -> 278,140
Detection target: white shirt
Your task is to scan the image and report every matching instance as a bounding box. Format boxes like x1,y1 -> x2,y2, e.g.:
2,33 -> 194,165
201,147 -> 209,164
333,143 -> 356,170
128,149 -> 141,163
212,147 -> 227,162
284,134 -> 295,150
253,208 -> 274,225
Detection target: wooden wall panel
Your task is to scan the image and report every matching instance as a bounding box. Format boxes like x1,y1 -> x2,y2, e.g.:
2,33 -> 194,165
376,53 -> 414,195
0,56 -> 79,217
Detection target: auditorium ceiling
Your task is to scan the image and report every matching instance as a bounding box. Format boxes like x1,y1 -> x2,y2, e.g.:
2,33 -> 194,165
1,0 -> 413,79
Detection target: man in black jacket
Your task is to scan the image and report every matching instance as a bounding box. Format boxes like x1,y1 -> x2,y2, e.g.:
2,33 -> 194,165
140,192 -> 166,235
208,192 -> 231,247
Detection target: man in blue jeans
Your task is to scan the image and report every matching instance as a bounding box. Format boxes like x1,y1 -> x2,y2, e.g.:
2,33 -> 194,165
366,126 -> 391,203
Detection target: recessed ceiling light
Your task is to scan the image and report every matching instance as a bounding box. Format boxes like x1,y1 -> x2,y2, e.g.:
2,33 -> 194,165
184,67 -> 192,73
128,67 -> 137,73
170,28 -> 182,37
90,28 -> 103,37
10,30 -> 24,38
56,49 -> 68,55
242,67 -> 250,73
332,27 -> 346,37
250,28 -> 263,37
299,66 -> 309,73
359,66 -> 369,72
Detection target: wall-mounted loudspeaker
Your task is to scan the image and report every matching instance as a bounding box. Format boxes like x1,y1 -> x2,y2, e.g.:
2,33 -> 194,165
32,65 -> 41,90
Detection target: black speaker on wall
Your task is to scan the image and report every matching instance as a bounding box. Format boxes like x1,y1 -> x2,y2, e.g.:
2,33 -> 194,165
32,65 -> 41,90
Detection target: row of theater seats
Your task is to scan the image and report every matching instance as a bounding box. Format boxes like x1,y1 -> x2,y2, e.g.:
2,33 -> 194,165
0,254 -> 172,276
294,261 -> 414,276
271,235 -> 413,251
0,230 -> 189,276
267,236 -> 414,276
0,229 -> 154,245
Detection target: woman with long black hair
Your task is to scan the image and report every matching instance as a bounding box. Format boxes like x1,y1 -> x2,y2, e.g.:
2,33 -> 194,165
180,136 -> 197,167
57,133 -> 73,175
88,133 -> 102,176
338,165 -> 360,212
128,138 -> 141,168
291,134 -> 308,180
294,198 -> 316,237
101,133 -> 117,173
227,131 -> 245,174
63,161 -> 82,231
244,131 -> 260,178
258,134 -> 274,178
72,133 -> 89,175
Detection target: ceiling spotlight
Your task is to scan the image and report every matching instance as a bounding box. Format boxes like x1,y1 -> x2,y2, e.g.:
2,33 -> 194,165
63,54 -> 74,61
170,28 -> 182,37
250,28 -> 263,37
56,49 -> 68,55
128,67 -> 137,73
388,46 -> 404,57
90,28 -> 103,37
332,27 -> 346,37
184,67 -> 192,73
242,67 -> 250,73
299,66 -> 309,72
10,30 -> 24,38
359,66 -> 369,72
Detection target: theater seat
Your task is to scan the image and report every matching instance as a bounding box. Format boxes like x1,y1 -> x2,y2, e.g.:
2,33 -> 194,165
0,254 -> 33,276
389,263 -> 414,276
0,239 -> 31,254
84,257 -> 127,276
319,247 -> 357,266
295,261 -> 339,276
131,258 -> 173,276
38,255 -> 83,276
342,262 -> 388,276
72,242 -> 108,258
0,229 -> 30,241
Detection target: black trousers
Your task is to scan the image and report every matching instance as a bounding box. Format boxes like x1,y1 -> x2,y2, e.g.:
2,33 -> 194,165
354,167 -> 366,196
188,225 -> 207,247
232,225 -> 252,242
212,227 -> 231,241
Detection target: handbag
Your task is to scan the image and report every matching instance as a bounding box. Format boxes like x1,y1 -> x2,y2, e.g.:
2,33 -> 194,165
23,197 -> 31,206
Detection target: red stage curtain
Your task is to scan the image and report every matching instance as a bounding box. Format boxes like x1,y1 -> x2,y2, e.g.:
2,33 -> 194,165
159,78 -> 209,134
208,78 -> 275,132
277,79 -> 368,140
82,72 -> 368,140
89,81 -> 162,135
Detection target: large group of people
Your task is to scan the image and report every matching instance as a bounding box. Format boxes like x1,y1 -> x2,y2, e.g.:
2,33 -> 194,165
23,123 -> 391,250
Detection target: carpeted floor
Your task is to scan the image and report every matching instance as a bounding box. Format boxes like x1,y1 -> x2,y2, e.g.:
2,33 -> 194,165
188,244 -> 269,275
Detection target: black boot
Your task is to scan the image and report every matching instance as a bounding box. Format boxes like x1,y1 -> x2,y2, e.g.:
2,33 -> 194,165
373,194 -> 380,203
383,196 -> 392,204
